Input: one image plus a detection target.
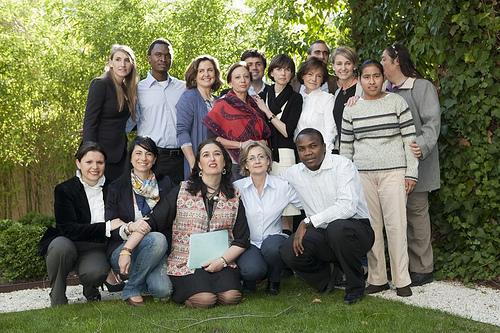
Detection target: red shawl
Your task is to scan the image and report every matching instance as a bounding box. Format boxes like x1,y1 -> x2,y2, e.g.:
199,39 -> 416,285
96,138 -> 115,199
203,90 -> 271,161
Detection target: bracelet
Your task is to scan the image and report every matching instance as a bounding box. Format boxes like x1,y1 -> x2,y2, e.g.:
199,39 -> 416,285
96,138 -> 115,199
119,251 -> 131,256
124,222 -> 132,236
268,114 -> 276,121
282,229 -> 292,236
122,247 -> 132,254
220,256 -> 228,268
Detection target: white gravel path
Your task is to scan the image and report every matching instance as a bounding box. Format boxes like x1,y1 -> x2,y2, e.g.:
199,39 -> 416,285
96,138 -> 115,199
0,281 -> 498,327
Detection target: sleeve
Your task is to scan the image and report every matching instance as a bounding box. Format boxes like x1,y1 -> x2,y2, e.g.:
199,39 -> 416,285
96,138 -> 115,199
283,93 -> 303,138
309,160 -> 360,228
176,92 -> 195,147
286,181 -> 303,210
397,96 -> 419,180
147,185 -> 179,235
414,80 -> 441,159
323,94 -> 337,152
54,184 -> 106,242
104,183 -> 127,241
231,199 -> 250,248
82,79 -> 106,142
339,107 -> 355,160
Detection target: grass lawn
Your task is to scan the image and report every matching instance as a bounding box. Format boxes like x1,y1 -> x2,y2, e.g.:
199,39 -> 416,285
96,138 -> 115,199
0,278 -> 498,333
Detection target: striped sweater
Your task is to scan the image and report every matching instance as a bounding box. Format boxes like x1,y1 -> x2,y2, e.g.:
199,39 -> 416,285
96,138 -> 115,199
340,92 -> 418,180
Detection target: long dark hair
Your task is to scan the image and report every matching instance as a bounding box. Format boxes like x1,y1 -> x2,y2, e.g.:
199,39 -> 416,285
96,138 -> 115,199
186,139 -> 235,199
384,43 -> 423,78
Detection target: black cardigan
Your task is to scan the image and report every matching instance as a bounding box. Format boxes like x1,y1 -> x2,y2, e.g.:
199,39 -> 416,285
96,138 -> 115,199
105,173 -> 174,256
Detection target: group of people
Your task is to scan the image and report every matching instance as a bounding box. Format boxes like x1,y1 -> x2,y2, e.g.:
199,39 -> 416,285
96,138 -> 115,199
38,38 -> 441,308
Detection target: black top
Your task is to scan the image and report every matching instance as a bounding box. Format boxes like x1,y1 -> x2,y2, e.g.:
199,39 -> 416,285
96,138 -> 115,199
148,185 -> 250,249
333,84 -> 357,142
265,85 -> 303,162
105,173 -> 174,256
54,176 -> 108,243
82,76 -> 130,163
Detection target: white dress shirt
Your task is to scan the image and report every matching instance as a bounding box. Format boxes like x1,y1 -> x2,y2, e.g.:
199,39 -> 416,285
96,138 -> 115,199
283,154 -> 370,229
295,88 -> 337,153
234,175 -> 302,248
130,72 -> 186,148
76,171 -> 111,236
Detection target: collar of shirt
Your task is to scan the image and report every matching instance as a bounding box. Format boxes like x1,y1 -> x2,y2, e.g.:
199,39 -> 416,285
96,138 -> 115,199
144,71 -> 172,88
248,82 -> 266,96
239,174 -> 276,191
299,154 -> 334,175
76,170 -> 105,189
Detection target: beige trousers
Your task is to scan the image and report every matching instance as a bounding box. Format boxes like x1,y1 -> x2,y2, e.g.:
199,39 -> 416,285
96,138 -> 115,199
361,170 -> 411,288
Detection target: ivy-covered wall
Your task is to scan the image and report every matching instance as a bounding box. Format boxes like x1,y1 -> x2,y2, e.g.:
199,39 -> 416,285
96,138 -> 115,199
348,0 -> 499,282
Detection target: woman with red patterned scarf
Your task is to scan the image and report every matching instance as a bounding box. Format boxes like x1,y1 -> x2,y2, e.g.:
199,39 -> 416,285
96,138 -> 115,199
203,61 -> 271,180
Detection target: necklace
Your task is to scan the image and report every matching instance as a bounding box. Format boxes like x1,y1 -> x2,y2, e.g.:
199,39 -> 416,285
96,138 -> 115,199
340,77 -> 356,95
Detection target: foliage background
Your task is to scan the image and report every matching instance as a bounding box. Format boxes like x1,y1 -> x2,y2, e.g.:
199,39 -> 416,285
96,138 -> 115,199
0,0 -> 497,282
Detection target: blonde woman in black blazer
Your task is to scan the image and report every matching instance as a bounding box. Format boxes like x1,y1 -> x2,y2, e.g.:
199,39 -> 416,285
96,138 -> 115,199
83,44 -> 139,182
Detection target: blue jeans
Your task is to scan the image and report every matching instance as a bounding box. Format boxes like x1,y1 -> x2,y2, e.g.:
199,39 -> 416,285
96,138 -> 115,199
238,234 -> 286,283
110,232 -> 172,299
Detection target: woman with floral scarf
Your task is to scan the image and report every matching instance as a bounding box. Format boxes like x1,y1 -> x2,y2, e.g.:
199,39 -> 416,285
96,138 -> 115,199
105,136 -> 174,306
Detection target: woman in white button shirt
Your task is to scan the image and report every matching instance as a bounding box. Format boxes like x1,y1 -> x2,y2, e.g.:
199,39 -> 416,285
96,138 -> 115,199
234,141 -> 301,295
294,58 -> 337,154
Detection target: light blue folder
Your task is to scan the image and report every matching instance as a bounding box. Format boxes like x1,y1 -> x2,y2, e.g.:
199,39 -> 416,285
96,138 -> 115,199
188,229 -> 229,269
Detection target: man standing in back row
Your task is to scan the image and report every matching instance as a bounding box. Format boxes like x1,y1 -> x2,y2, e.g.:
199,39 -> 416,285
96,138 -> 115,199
131,38 -> 186,184
240,49 -> 270,100
292,40 -> 337,94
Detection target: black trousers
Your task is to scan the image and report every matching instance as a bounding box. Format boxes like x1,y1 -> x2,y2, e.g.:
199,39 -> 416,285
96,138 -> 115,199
157,149 -> 184,185
280,218 -> 374,295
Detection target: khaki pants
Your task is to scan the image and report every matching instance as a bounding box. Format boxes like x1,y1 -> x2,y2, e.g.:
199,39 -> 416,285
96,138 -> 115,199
361,170 -> 411,288
407,191 -> 434,273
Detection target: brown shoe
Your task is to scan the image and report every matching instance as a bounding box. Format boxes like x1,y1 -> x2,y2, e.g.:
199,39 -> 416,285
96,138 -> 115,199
396,285 -> 413,297
365,283 -> 390,294
126,297 -> 145,307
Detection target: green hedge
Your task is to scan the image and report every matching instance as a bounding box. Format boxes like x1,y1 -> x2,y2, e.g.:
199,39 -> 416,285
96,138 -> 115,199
348,0 -> 499,282
0,213 -> 54,282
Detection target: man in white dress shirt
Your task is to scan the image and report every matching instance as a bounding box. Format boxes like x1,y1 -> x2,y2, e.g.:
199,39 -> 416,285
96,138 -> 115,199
280,128 -> 374,304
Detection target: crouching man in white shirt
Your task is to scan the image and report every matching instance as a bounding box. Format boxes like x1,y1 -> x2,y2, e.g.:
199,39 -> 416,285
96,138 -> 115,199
280,128 -> 374,305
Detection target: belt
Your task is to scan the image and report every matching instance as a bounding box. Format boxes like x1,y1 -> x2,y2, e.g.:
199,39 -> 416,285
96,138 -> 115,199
158,147 -> 183,157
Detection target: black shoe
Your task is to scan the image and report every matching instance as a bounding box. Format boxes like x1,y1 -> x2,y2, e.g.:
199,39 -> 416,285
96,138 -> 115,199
344,290 -> 364,305
396,285 -> 413,297
242,280 -> 256,293
410,272 -> 433,286
83,286 -> 101,302
266,281 -> 280,295
103,280 -> 125,292
365,283 -> 390,294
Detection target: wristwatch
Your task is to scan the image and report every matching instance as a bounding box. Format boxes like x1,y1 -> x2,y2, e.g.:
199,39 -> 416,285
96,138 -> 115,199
303,217 -> 311,225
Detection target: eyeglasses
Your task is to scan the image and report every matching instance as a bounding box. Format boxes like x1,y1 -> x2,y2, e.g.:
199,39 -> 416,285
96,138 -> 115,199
247,155 -> 268,163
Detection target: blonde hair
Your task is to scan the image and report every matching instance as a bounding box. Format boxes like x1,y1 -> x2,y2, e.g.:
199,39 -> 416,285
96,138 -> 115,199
103,44 -> 139,119
239,141 -> 272,176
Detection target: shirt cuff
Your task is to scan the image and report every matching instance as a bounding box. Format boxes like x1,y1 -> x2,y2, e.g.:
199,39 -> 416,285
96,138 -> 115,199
180,142 -> 192,148
118,224 -> 129,240
105,221 -> 111,238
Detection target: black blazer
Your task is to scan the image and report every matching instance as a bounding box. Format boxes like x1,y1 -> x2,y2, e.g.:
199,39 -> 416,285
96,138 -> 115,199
105,173 -> 174,256
54,176 -> 108,242
82,76 -> 129,163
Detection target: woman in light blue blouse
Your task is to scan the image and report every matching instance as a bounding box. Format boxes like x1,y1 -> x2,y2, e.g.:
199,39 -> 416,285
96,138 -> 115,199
176,55 -> 222,180
233,141 -> 301,295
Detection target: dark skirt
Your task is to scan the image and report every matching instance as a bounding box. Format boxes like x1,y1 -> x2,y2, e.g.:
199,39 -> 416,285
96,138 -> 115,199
169,267 -> 241,304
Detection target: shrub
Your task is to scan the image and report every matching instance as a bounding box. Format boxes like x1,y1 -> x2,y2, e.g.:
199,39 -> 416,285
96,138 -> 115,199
0,222 -> 47,282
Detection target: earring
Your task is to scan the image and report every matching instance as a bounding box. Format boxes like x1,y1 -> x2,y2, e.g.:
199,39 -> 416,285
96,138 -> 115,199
198,171 -> 203,177
222,169 -> 227,175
